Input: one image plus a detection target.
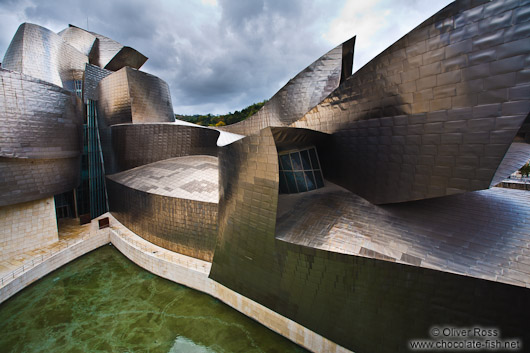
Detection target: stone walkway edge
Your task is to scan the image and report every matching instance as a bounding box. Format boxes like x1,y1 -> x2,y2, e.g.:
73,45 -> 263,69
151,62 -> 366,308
0,213 -> 350,353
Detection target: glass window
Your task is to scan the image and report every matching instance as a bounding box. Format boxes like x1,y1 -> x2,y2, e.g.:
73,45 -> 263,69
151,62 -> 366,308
284,172 -> 298,193
290,152 -> 303,170
278,146 -> 324,194
294,172 -> 307,192
280,154 -> 292,171
309,148 -> 320,170
305,170 -> 316,190
300,150 -> 312,170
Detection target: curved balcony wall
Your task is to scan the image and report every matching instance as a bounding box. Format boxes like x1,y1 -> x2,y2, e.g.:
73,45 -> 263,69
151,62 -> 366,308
290,0 -> 530,204
106,156 -> 218,262
111,123 -> 219,172
2,23 -> 88,88
220,37 -> 355,136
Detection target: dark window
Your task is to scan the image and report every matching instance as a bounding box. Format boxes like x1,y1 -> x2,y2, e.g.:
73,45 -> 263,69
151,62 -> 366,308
278,147 -> 324,194
290,152 -> 303,170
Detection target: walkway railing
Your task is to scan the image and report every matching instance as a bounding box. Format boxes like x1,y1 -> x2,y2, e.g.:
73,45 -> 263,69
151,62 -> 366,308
109,227 -> 209,273
0,230 -> 97,287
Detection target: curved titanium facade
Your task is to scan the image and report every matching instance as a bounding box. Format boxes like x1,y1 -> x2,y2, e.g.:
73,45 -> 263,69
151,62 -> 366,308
0,156 -> 80,207
220,37 -> 355,136
83,63 -> 113,103
0,68 -> 82,207
97,67 -> 174,126
2,23 -> 88,88
288,1 -> 530,204
209,128 -> 529,353
58,25 -> 148,71
106,156 -> 218,261
89,31 -> 147,70
58,25 -> 97,57
111,123 -> 219,172
0,69 -> 83,159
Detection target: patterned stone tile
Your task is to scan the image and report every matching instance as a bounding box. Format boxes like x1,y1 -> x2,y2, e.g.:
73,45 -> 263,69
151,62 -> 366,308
107,155 -> 218,203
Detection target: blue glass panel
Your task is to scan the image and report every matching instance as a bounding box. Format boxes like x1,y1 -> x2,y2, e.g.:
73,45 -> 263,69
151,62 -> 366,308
294,172 -> 308,192
309,148 -> 320,170
279,171 -> 289,193
305,170 -> 316,190
284,172 -> 297,193
314,170 -> 324,188
280,154 -> 292,171
300,150 -> 312,170
290,152 -> 303,170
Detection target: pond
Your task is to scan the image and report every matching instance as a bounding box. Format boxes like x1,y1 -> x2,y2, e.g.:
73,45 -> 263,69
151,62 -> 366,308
0,245 -> 307,353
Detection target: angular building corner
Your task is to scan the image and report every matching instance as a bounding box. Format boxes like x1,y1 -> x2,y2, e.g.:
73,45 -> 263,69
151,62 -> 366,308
1,1 -> 530,352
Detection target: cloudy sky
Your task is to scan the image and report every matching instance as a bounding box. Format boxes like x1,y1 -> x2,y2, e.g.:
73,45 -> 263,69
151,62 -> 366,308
0,0 -> 452,115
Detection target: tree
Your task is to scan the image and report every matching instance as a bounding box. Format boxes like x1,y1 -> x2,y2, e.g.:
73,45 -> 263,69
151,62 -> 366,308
175,100 -> 268,126
520,162 -> 530,177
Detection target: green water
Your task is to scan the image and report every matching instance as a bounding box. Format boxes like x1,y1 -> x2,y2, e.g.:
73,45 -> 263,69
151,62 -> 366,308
0,245 -> 307,353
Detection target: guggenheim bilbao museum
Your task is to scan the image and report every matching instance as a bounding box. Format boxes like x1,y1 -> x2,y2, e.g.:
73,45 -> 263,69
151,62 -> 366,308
1,0 -> 530,352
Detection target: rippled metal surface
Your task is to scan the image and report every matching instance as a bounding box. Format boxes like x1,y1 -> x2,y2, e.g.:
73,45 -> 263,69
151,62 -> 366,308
2,23 -> 88,88
0,68 -> 82,206
58,24 -> 148,71
107,156 -> 219,261
220,37 -> 355,136
97,67 -> 174,126
58,25 -> 97,57
209,126 -> 530,353
83,63 -> 113,103
0,156 -> 80,207
289,0 -> 530,204
0,69 -> 82,159
111,123 -> 219,172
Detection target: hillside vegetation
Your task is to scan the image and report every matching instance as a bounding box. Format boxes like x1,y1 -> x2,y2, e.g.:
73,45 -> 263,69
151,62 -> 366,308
175,100 -> 267,127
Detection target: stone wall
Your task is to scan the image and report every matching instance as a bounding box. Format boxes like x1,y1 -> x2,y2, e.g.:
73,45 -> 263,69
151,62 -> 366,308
0,197 -> 58,262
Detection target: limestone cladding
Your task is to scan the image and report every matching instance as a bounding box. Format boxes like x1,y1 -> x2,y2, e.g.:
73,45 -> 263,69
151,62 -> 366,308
0,197 -> 58,262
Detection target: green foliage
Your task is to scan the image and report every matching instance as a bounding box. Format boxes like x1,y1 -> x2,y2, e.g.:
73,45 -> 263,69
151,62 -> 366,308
175,100 -> 267,127
520,162 -> 530,177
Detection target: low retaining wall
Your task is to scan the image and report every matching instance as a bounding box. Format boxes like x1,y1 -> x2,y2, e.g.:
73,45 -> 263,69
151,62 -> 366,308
0,222 -> 110,303
0,213 -> 350,353
109,219 -> 350,353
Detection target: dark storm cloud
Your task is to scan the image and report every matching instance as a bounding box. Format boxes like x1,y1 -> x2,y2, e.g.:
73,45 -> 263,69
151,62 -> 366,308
0,0 -> 343,114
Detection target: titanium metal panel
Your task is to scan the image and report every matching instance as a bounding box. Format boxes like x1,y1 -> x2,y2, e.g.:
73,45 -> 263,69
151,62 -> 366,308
290,0 -> 530,204
2,23 -> 88,88
490,141 -> 530,185
106,156 -> 218,262
58,25 -> 97,57
96,68 -> 131,126
0,156 -> 80,207
111,123 -> 219,172
88,30 -> 147,70
276,184 -> 530,287
83,63 -> 113,103
0,68 -> 83,159
209,127 -> 529,353
220,37 -> 355,136
97,67 -> 174,126
104,46 -> 148,72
